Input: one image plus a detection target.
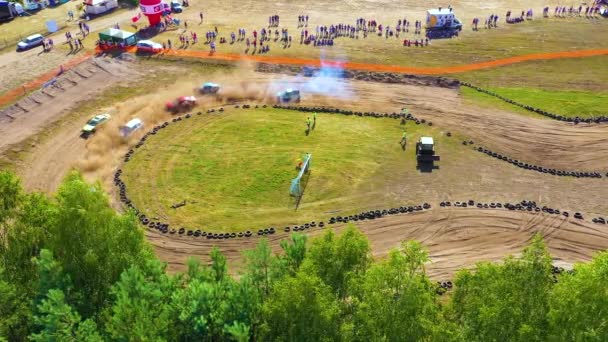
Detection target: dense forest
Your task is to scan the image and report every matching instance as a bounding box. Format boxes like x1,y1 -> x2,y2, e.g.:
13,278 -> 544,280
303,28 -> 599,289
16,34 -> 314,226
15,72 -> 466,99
0,170 -> 606,341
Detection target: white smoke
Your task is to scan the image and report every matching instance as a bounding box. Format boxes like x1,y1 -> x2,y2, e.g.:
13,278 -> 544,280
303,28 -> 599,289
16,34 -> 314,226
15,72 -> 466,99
271,51 -> 355,100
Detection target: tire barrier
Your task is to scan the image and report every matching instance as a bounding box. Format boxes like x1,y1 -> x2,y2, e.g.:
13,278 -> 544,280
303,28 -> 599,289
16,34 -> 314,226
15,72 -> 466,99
115,106 -> 607,241
255,62 -> 461,89
460,82 -> 608,124
437,263 -> 572,295
435,280 -> 453,295
474,146 -> 604,179
272,104 -> 426,123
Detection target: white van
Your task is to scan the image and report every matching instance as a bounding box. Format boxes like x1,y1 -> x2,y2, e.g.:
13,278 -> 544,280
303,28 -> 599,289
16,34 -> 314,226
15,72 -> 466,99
120,118 -> 143,137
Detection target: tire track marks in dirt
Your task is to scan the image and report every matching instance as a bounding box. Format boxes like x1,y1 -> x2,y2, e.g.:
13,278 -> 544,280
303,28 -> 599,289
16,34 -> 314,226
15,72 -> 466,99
149,208 -> 608,279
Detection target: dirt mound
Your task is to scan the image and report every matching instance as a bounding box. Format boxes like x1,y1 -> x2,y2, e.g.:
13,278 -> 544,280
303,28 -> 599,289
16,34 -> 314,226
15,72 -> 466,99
255,63 -> 460,88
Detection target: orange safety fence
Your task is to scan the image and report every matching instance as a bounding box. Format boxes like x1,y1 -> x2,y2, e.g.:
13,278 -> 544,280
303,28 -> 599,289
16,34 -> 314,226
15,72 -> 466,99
163,48 -> 608,75
3,47 -> 608,108
0,52 -> 93,108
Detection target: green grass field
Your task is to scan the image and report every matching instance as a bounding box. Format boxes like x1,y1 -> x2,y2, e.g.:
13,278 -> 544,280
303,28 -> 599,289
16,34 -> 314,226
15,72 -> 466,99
121,108 -> 455,232
460,86 -> 608,119
0,4 -> 76,50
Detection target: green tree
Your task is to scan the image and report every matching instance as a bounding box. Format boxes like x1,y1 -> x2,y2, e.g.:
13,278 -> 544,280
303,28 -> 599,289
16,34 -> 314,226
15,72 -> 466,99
451,235 -> 553,342
350,241 -> 456,341
0,172 -> 53,341
30,289 -> 103,342
279,233 -> 307,275
171,251 -> 254,341
302,225 -> 370,298
260,270 -> 341,342
243,239 -> 283,300
46,171 -> 151,317
0,268 -> 32,341
548,251 -> 608,341
33,250 -> 71,307
225,321 -> 250,342
105,259 -> 177,341
0,170 -> 21,225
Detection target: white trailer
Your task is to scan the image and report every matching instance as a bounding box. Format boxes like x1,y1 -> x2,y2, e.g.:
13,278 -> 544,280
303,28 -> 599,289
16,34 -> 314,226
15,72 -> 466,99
84,0 -> 117,16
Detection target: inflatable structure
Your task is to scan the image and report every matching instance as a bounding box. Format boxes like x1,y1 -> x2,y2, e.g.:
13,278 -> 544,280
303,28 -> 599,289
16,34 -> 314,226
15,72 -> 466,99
139,0 -> 164,26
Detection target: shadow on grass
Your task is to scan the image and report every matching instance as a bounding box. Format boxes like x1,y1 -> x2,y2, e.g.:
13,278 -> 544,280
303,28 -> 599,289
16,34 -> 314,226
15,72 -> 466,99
292,169 -> 311,210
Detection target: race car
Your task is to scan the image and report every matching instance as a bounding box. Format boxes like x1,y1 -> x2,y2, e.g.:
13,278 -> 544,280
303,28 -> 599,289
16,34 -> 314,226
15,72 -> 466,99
199,82 -> 220,94
166,96 -> 197,113
276,89 -> 301,104
82,113 -> 111,135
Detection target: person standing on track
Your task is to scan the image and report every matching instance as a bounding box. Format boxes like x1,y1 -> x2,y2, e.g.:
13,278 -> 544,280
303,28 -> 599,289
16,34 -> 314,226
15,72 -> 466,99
400,131 -> 407,148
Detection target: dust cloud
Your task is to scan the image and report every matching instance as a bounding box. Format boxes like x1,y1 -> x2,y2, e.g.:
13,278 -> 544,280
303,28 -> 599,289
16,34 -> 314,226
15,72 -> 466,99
77,63 -> 278,186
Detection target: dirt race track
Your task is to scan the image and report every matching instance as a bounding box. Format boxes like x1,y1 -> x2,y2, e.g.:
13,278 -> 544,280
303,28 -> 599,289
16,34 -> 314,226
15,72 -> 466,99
149,207 -> 608,279
3,58 -> 608,277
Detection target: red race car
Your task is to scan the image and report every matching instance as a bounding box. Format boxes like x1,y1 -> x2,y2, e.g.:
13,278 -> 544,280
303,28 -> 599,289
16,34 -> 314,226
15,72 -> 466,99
166,96 -> 197,113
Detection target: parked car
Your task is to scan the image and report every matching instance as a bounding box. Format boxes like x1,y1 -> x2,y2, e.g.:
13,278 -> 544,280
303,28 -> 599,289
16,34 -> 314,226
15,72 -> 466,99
136,40 -> 163,53
170,0 -> 182,13
82,113 -> 111,134
120,118 -> 143,137
0,1 -> 19,22
17,34 -> 44,51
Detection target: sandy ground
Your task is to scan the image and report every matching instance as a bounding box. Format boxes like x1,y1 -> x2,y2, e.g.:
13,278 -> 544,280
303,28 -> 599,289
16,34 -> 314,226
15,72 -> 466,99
0,56 -> 141,191
149,206 -> 608,279
4,62 -> 605,278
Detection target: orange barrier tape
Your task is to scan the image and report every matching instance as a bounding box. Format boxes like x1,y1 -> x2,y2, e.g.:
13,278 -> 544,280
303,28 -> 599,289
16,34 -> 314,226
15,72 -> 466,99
163,48 -> 608,75
0,52 -> 92,108
3,48 -> 607,108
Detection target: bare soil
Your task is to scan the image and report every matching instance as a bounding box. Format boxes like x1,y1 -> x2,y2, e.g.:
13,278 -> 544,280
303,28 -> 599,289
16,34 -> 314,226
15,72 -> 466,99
149,207 -> 608,279
0,56 -> 141,191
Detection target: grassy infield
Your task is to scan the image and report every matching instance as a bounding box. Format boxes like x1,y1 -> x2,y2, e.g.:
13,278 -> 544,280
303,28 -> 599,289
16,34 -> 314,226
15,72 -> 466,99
122,108 -> 456,232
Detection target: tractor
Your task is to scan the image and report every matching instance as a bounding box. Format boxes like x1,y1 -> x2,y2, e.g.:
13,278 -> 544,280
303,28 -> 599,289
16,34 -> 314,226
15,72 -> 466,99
416,136 -> 440,163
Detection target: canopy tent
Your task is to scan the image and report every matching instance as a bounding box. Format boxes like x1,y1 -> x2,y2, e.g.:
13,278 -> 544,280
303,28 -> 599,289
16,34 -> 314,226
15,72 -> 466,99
98,28 -> 137,45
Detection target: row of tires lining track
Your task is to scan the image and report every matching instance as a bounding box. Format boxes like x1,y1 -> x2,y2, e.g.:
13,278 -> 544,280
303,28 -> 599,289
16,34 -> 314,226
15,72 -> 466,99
459,82 -> 608,124
114,105 -> 607,241
474,146 -> 605,179
436,263 -> 571,295
279,104 -> 607,179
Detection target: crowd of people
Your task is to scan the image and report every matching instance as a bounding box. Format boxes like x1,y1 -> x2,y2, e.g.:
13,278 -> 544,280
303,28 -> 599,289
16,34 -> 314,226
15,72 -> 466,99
63,21 -> 90,52
90,3 -> 608,55
268,14 -> 280,27
552,4 -> 604,17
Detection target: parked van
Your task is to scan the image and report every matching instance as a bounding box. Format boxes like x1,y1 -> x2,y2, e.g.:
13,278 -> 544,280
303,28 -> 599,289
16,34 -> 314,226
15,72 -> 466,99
84,0 -> 117,16
0,1 -> 18,21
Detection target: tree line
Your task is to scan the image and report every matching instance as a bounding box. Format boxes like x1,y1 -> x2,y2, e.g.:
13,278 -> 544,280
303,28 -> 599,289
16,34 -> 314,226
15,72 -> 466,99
0,170 -> 606,341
